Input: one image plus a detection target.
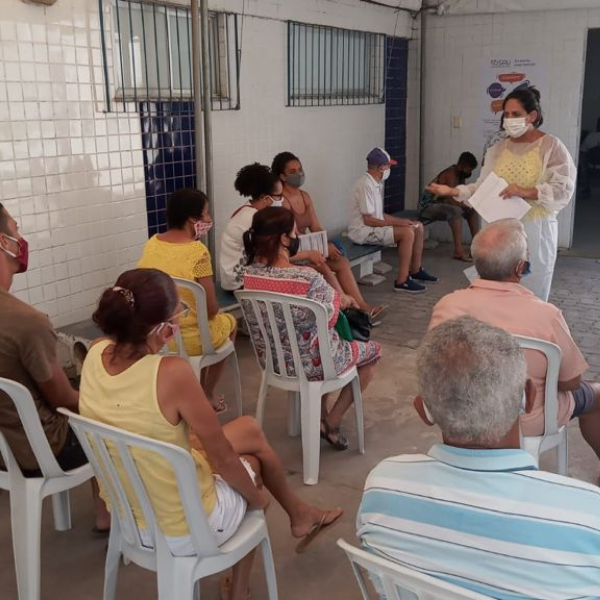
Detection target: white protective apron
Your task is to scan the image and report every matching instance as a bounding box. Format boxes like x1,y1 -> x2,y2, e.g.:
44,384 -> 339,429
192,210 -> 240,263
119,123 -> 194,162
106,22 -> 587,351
520,216 -> 558,302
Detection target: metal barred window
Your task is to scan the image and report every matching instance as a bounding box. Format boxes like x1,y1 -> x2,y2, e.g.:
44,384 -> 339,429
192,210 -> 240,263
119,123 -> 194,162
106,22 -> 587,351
287,21 -> 386,107
99,0 -> 240,112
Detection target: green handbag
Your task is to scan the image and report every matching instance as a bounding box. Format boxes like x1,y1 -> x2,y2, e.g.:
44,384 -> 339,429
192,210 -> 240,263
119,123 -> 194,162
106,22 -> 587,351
334,310 -> 354,341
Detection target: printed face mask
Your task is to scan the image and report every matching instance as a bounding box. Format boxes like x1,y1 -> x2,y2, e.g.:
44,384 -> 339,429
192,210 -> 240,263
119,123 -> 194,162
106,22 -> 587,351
504,117 -> 530,139
194,220 -> 213,239
286,172 -> 305,188
1,235 -> 29,273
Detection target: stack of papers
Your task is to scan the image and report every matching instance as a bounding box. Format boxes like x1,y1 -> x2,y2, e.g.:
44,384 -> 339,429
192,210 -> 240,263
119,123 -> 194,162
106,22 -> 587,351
299,230 -> 329,257
468,172 -> 531,223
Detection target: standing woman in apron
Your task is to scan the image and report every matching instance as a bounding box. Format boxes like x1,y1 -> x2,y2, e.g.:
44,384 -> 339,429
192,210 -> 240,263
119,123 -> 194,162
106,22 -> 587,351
428,87 -> 576,301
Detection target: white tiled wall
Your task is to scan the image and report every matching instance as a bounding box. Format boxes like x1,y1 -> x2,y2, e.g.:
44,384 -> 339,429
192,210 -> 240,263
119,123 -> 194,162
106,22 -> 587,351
422,8 -> 600,248
0,0 -> 414,327
0,0 -> 148,327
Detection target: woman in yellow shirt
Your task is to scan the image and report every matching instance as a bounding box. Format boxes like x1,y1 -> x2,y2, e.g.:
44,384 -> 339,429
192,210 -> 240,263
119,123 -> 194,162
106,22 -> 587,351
138,188 -> 236,413
80,268 -> 342,599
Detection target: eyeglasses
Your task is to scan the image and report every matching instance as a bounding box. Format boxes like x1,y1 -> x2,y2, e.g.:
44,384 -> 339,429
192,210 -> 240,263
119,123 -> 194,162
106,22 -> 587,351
172,301 -> 190,321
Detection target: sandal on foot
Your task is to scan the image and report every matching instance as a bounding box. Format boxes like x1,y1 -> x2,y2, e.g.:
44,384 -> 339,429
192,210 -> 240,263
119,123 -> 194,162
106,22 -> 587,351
320,420 -> 349,451
213,395 -> 229,414
295,508 -> 343,554
453,254 -> 473,262
369,305 -> 388,320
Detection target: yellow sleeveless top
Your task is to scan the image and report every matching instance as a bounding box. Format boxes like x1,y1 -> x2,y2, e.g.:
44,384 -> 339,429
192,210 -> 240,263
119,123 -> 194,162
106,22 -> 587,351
493,143 -> 548,221
137,235 -> 236,356
79,340 -> 217,537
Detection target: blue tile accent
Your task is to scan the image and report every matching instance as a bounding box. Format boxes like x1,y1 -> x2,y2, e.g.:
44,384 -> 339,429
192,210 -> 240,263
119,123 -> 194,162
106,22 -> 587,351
384,37 -> 408,213
139,101 -> 197,237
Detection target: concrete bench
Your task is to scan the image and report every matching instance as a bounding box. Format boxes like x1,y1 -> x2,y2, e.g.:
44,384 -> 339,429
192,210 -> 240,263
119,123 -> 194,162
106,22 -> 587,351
332,236 -> 383,281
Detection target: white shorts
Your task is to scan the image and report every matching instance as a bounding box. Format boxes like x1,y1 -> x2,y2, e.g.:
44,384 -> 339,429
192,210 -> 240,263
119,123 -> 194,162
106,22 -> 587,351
348,226 -> 395,247
140,458 -> 256,556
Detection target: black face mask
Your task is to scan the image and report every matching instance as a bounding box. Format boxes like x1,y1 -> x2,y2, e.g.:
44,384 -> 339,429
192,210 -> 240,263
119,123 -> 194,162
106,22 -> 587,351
286,236 -> 300,257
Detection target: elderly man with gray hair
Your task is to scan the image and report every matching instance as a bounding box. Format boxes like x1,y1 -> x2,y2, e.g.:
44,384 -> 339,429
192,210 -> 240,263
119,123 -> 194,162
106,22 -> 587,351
357,316 -> 600,599
429,218 -> 600,463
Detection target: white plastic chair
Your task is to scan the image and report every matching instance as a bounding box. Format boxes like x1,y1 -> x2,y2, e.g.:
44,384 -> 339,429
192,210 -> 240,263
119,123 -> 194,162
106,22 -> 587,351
170,277 -> 242,416
0,378 -> 93,600
514,334 -> 567,475
337,539 -> 494,600
235,290 -> 364,485
60,409 -> 278,600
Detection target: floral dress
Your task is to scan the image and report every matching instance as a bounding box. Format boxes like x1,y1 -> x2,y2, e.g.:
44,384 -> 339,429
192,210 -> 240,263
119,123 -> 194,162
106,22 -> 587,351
243,265 -> 381,381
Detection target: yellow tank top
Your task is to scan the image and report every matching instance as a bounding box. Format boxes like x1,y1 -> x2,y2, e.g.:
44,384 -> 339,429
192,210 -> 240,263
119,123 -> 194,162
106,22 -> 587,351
79,340 -> 217,537
493,144 -> 548,221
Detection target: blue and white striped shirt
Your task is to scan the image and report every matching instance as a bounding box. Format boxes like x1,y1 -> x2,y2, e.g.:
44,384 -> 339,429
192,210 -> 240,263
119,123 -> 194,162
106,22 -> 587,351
357,445 -> 600,600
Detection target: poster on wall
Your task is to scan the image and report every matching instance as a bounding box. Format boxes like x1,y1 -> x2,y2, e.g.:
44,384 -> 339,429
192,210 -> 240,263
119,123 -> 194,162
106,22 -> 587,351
481,56 -> 545,151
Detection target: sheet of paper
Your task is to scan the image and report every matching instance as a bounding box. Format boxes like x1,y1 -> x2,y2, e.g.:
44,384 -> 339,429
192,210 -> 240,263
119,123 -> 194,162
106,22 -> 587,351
468,172 -> 531,223
299,230 -> 329,257
464,265 -> 479,284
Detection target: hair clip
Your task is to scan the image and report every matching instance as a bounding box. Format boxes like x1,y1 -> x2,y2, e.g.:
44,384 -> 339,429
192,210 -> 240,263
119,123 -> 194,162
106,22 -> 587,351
112,286 -> 135,307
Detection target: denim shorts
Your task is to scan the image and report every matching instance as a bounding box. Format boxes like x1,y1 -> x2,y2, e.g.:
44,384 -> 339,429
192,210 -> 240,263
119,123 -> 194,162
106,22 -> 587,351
571,381 -> 596,419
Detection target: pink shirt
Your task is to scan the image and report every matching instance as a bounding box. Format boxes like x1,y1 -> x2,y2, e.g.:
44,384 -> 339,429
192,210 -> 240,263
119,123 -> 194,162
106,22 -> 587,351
429,279 -> 588,436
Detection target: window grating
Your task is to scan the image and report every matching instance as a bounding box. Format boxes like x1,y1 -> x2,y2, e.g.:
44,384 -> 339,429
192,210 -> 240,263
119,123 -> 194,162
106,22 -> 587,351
99,0 -> 240,112
287,21 -> 386,107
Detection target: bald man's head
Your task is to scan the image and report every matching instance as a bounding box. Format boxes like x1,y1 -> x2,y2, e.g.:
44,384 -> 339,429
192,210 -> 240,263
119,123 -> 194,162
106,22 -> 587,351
471,219 -> 528,281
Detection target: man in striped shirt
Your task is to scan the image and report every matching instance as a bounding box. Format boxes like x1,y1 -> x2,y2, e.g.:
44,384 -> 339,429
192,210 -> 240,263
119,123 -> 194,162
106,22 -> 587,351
357,316 -> 600,600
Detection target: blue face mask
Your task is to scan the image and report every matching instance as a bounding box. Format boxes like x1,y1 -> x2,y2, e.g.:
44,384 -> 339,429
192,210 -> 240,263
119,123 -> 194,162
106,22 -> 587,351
522,260 -> 531,276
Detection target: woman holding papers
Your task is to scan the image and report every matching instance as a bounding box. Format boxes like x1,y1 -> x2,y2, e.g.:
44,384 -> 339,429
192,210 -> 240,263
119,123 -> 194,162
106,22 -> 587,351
428,87 -> 576,301
272,151 -> 384,318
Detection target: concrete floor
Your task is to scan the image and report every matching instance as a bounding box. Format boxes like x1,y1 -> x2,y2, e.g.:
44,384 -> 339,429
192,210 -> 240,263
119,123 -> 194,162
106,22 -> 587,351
1,245 -> 599,600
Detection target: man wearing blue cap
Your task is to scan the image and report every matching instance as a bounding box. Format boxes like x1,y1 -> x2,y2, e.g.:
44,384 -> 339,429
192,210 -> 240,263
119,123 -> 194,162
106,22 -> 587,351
349,148 -> 438,293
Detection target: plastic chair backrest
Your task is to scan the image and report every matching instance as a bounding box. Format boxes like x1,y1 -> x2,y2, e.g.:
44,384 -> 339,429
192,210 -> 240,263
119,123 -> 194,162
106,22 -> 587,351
337,539 -> 494,600
170,277 -> 215,356
60,409 -> 220,558
235,290 -> 338,382
0,377 -> 66,479
513,335 -> 562,437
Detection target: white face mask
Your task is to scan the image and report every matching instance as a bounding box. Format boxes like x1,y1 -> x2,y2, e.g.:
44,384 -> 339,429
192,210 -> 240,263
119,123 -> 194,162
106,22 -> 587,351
504,117 -> 531,139
270,197 -> 284,208
381,168 -> 391,181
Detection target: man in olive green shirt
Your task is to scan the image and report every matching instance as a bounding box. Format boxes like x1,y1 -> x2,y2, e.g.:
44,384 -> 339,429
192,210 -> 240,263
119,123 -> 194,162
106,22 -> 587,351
0,202 -> 108,529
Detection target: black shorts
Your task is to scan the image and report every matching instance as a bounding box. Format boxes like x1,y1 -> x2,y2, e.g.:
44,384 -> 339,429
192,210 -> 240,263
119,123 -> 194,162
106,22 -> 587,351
22,428 -> 88,478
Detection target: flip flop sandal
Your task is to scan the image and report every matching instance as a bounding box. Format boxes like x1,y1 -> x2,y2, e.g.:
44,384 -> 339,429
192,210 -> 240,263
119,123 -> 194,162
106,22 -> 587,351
92,526 -> 110,537
369,305 -> 388,319
213,395 -> 229,414
320,420 -> 349,451
219,576 -> 250,600
295,509 -> 343,554
453,255 -> 473,262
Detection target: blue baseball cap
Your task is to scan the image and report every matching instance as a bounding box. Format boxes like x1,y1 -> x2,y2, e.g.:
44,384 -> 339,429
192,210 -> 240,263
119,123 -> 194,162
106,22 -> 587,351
366,147 -> 397,167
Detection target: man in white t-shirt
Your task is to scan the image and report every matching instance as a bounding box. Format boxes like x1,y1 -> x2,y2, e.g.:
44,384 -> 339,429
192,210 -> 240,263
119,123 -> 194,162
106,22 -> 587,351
349,148 -> 438,293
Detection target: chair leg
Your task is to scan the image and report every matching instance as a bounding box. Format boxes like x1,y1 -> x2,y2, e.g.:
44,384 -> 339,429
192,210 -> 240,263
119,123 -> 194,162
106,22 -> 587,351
260,535 -> 279,600
351,376 -> 365,454
255,374 -> 269,426
300,383 -> 322,485
287,391 -> 300,437
229,351 -> 243,417
51,490 -> 72,532
10,481 -> 43,600
103,531 -> 122,600
557,433 -> 568,476
157,567 -> 196,600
